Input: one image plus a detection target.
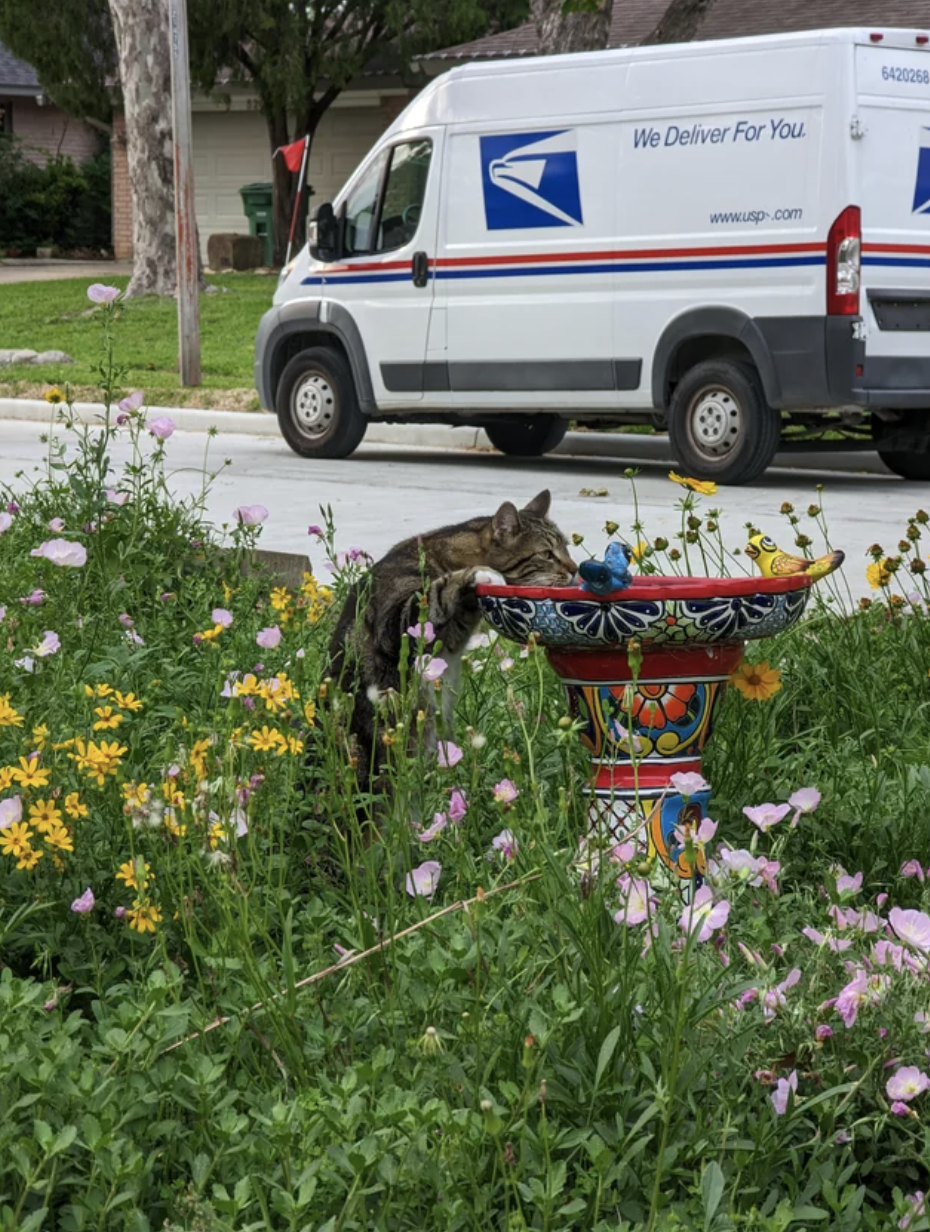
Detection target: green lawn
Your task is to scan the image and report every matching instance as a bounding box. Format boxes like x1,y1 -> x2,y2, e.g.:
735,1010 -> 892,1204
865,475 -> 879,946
0,274 -> 274,409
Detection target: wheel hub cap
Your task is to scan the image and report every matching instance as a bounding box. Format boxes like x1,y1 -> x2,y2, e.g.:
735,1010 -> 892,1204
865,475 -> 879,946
293,374 -> 335,437
690,388 -> 740,456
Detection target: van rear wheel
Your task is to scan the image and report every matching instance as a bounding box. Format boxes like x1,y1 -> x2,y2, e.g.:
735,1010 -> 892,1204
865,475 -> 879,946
668,359 -> 780,486
484,415 -> 568,458
873,413 -> 930,481
276,346 -> 367,459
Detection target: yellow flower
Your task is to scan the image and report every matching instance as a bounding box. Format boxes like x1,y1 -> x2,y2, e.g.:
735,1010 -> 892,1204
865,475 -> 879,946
249,726 -> 287,754
116,858 -> 151,891
286,735 -> 304,755
85,683 -> 113,698
197,624 -> 224,642
730,661 -> 783,702
0,695 -> 25,728
189,737 -> 212,780
0,766 -> 15,790
669,471 -> 718,496
631,541 -> 648,564
44,825 -> 74,853
64,792 -> 88,820
163,808 -> 187,838
93,705 -> 124,731
1,821 -> 34,857
222,581 -> 236,603
233,674 -> 259,698
303,700 -> 317,727
270,587 -> 291,611
16,847 -> 43,871
43,386 -> 65,404
866,559 -> 893,590
32,724 -> 49,749
114,691 -> 143,712
161,783 -> 186,809
258,673 -> 298,713
28,799 -> 63,834
127,900 -> 162,934
121,781 -> 151,810
11,756 -> 51,789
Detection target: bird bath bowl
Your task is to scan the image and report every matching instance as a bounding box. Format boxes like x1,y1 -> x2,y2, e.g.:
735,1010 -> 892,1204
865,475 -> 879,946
477,574 -> 813,897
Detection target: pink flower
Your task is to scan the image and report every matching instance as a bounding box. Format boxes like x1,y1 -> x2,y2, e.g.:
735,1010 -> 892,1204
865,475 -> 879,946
815,1024 -> 833,1041
614,875 -> 657,927
406,860 -> 441,899
87,283 -> 119,304
118,614 -> 134,629
770,1070 -> 798,1115
437,741 -> 463,769
118,390 -> 144,413
417,655 -> 448,682
34,630 -> 60,658
679,885 -> 730,943
105,488 -> 130,506
612,840 -> 637,865
448,789 -> 467,822
872,939 -> 905,970
31,538 -> 87,567
307,524 -> 324,537
0,795 -> 23,829
0,511 -> 12,534
670,771 -> 709,796
835,968 -> 888,1028
125,629 -> 145,646
835,870 -> 863,895
761,967 -> 802,1021
886,1066 -> 930,1103
900,1193 -> 927,1231
901,860 -> 927,882
256,626 -> 281,649
674,815 -> 717,847
212,608 -> 233,628
407,621 -> 436,644
491,828 -> 519,860
148,416 -> 176,441
234,504 -> 269,526
801,927 -> 853,952
789,786 -> 821,813
492,778 -> 518,804
47,517 -> 65,532
743,802 -> 791,833
891,1100 -> 915,1117
418,813 -> 448,843
890,907 -> 930,953
114,906 -> 127,920
71,888 -> 95,914
757,857 -> 781,895
20,589 -> 46,605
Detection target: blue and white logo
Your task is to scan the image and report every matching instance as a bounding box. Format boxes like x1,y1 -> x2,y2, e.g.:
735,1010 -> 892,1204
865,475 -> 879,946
480,130 -> 583,230
913,127 -> 930,214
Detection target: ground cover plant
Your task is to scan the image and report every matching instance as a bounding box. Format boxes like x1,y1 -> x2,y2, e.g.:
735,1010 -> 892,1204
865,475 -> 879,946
0,274 -> 272,409
0,290 -> 929,1231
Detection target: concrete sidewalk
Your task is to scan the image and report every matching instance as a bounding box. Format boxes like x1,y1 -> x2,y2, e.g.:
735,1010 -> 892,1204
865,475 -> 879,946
0,395 -> 891,476
0,260 -> 133,285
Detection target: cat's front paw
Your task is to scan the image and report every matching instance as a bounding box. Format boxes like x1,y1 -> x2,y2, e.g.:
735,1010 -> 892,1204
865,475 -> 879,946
473,568 -> 506,587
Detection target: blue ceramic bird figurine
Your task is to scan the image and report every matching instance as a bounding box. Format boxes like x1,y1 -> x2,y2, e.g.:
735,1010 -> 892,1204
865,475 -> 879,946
578,541 -> 634,595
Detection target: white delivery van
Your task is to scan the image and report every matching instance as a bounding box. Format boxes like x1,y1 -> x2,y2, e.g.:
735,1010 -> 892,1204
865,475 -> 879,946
255,27 -> 930,484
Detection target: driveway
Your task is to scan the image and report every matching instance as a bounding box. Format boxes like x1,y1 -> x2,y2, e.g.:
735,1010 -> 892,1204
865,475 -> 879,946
0,260 -> 133,284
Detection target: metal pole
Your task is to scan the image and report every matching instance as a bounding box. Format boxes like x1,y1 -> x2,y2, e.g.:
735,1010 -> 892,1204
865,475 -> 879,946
284,136 -> 310,267
168,0 -> 201,386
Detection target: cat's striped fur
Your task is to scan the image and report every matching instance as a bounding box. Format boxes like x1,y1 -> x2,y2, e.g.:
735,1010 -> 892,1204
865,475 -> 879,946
329,490 -> 575,789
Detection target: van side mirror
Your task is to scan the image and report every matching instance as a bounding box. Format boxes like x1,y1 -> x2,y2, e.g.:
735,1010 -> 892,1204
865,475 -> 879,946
309,202 -> 339,263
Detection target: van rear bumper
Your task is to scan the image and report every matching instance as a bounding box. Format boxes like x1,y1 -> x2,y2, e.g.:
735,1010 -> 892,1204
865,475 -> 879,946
852,356 -> 930,408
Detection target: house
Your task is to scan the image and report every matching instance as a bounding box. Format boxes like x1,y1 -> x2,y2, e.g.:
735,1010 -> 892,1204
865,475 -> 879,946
0,40 -> 101,166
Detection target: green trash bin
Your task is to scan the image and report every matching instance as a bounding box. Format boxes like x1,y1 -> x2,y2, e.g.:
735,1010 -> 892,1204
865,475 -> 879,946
239,182 -> 274,266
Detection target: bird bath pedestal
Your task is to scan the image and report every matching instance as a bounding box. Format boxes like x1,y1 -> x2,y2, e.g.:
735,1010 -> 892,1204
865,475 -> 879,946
477,575 -> 813,898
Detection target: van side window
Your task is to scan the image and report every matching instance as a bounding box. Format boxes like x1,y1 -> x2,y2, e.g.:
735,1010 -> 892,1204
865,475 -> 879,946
376,139 -> 432,252
343,152 -> 388,256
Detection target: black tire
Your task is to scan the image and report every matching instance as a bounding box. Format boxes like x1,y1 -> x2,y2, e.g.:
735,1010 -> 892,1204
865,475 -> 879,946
873,413 -> 930,480
484,415 -> 568,458
275,346 -> 367,459
667,359 -> 781,486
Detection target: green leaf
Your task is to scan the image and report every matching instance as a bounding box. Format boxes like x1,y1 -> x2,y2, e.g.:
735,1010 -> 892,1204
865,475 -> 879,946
702,1161 -> 725,1230
790,1207 -> 829,1223
594,1025 -> 621,1091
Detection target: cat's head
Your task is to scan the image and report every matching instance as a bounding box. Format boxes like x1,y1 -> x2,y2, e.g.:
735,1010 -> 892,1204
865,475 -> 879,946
483,490 -> 576,586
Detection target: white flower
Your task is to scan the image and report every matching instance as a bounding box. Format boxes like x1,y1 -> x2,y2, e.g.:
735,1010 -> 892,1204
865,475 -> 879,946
30,538 -> 87,567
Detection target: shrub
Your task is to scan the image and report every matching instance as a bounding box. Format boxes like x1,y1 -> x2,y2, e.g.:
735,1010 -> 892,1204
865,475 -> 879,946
0,135 -> 111,254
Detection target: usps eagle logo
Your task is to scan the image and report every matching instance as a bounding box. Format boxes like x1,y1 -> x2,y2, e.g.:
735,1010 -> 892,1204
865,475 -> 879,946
480,130 -> 583,230
913,127 -> 930,215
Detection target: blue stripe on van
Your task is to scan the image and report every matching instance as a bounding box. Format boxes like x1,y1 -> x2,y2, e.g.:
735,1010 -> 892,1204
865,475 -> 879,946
863,256 -> 930,268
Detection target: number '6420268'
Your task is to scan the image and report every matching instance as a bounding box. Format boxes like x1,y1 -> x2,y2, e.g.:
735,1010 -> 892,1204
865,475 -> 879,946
881,64 -> 930,84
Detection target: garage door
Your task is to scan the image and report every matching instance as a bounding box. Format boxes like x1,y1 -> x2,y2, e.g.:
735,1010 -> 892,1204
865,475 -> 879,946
193,105 -> 390,263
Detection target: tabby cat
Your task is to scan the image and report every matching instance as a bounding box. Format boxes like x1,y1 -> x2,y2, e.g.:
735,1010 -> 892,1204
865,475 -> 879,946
329,489 -> 576,789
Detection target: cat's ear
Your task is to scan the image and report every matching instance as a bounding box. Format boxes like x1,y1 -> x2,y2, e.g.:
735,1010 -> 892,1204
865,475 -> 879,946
522,489 -> 551,519
492,501 -> 521,540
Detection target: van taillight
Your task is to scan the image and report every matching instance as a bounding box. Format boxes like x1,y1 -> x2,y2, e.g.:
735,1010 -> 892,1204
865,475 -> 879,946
826,206 -> 861,317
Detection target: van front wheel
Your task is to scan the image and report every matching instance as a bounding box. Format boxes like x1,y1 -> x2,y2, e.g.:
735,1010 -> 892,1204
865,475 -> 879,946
668,360 -> 780,486
276,346 -> 367,459
484,416 -> 568,458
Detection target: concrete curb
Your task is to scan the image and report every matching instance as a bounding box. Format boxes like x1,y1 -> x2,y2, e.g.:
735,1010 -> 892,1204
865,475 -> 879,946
0,396 -> 889,476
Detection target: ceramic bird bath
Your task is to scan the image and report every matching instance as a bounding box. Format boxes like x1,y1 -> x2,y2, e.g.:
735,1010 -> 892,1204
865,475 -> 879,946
477,574 -> 813,898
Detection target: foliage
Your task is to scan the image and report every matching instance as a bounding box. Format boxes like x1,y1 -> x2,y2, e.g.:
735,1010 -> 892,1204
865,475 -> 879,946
0,294 -> 929,1229
0,138 -> 111,254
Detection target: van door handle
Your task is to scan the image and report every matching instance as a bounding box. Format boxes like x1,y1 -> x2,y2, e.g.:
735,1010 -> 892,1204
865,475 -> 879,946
411,251 -> 429,288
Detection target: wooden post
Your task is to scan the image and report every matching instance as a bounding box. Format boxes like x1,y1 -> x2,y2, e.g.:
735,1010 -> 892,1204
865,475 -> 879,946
167,0 -> 201,386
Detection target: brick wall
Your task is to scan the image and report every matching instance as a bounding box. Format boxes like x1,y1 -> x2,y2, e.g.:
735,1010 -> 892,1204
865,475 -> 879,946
111,110 -> 133,259
9,96 -> 102,166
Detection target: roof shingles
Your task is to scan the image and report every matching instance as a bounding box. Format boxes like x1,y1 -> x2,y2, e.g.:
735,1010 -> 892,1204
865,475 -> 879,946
0,39 -> 40,91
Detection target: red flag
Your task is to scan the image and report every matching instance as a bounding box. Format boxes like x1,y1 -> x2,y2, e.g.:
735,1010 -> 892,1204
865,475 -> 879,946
276,137 -> 307,173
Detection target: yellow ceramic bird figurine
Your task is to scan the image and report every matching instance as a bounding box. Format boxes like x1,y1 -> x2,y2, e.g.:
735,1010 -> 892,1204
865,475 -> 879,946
745,533 -> 844,582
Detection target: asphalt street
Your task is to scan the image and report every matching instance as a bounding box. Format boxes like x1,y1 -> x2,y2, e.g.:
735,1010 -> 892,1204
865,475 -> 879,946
0,418 -> 922,599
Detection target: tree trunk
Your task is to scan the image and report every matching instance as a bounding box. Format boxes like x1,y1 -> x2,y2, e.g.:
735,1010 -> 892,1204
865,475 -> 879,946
642,0 -> 714,45
109,0 -> 203,296
267,107 -> 295,268
531,0 -> 613,54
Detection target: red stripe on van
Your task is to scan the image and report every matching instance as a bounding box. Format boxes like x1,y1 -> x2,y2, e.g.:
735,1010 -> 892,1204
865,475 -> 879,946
435,242 -> 825,268
862,242 -> 930,255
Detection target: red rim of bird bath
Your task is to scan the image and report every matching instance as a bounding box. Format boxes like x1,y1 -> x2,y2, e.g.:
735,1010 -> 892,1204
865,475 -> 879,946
476,574 -> 813,602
